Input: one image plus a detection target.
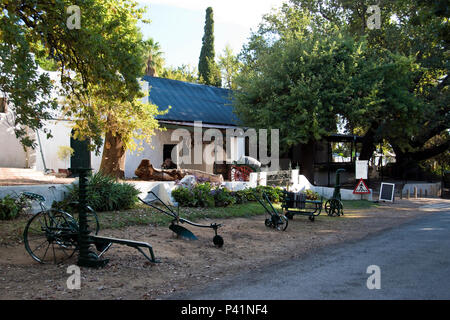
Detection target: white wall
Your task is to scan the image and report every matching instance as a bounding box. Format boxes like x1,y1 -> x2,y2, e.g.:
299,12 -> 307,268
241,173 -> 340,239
34,120 -> 102,173
125,128 -> 246,179
0,114 -> 28,168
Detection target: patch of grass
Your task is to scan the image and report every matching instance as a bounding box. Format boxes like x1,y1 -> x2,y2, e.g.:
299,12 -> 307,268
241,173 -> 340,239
341,200 -> 380,210
96,202 -> 271,230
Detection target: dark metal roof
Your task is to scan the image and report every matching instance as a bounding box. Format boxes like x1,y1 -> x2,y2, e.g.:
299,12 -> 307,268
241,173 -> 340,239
142,76 -> 238,126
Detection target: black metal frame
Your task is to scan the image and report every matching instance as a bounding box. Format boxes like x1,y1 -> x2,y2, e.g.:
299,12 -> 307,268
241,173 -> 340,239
139,191 -> 224,247
256,191 -> 288,231
281,191 -> 323,222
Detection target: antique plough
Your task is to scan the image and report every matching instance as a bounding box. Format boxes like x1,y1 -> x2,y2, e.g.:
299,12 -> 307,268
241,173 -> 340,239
255,191 -> 288,231
22,191 -> 159,266
139,191 -> 224,247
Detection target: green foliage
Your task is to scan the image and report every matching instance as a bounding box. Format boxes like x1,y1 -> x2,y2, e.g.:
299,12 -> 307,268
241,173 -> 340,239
172,183 -> 283,208
198,7 -> 221,87
0,13 -> 58,147
160,64 -> 199,83
305,189 -> 319,200
235,29 -> 371,150
0,195 -> 30,220
57,172 -> 140,212
143,38 -> 165,77
192,183 -> 215,208
252,186 -> 284,203
218,45 -> 242,90
231,190 -> 249,204
281,0 -> 449,163
212,187 -> 236,207
235,2 -> 440,163
1,1 -> 164,153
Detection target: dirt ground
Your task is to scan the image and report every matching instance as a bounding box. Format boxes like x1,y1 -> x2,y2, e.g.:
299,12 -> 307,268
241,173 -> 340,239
0,198 -> 445,300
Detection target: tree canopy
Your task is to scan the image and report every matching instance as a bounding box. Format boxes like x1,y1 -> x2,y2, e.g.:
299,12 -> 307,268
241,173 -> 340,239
1,0 -> 166,177
234,0 -> 449,174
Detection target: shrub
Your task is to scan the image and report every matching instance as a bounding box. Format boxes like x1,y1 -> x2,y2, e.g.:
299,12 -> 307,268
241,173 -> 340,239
56,172 -> 140,212
192,183 -> 215,207
171,187 -> 196,207
172,183 -> 215,207
231,190 -> 248,204
305,189 -> 320,200
212,187 -> 236,207
0,195 -> 30,220
250,185 -> 284,203
172,183 -> 285,207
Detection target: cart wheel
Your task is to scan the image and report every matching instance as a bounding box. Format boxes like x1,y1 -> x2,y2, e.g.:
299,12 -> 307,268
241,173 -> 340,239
265,218 -> 272,228
24,209 -> 78,264
325,199 -> 343,217
309,216 -> 315,222
275,215 -> 289,231
213,235 -> 224,248
285,212 -> 294,220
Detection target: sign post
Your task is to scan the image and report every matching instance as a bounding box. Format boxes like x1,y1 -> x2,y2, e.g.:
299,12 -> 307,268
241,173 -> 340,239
355,160 -> 370,200
355,160 -> 368,180
353,178 -> 371,200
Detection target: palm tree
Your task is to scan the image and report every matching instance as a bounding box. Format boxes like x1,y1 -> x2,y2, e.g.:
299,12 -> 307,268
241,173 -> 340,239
143,38 -> 165,77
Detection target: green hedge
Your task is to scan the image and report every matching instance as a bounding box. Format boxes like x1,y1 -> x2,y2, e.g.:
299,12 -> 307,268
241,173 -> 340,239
171,183 -> 284,208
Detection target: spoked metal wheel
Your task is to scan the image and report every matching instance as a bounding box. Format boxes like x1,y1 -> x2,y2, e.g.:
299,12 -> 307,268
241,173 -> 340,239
325,199 -> 343,217
71,206 -> 100,235
23,210 -> 79,264
274,215 -> 289,231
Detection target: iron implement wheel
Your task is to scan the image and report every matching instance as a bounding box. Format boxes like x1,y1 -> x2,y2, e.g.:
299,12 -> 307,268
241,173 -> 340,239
23,209 -> 79,264
274,215 -> 289,231
213,235 -> 224,248
325,199 -> 343,217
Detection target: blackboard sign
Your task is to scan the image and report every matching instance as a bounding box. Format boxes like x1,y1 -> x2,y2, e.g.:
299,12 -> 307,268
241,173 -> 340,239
379,183 -> 395,202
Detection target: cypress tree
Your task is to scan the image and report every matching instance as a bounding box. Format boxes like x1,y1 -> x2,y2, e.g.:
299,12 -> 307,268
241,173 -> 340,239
198,7 -> 222,87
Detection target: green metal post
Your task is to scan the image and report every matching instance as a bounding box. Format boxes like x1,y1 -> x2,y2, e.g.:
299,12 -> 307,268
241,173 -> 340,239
71,167 -> 108,268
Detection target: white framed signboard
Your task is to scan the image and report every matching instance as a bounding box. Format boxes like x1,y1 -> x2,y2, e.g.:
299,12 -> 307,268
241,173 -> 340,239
379,183 -> 395,202
356,160 -> 368,180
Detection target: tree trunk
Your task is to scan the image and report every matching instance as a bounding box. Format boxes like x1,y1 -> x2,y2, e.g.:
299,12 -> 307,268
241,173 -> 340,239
298,140 -> 315,184
359,124 -> 378,161
100,130 -> 126,179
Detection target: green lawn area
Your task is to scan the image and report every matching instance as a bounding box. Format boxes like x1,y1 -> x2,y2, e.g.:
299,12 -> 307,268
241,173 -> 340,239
96,201 -> 270,230
341,200 -> 380,210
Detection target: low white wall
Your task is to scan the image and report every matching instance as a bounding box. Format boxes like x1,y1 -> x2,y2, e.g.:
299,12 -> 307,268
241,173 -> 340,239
0,184 -> 71,213
0,181 -> 179,214
249,170 -> 373,201
311,186 -> 373,201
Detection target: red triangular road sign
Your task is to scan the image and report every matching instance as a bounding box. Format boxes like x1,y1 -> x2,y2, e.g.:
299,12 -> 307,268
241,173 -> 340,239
353,178 -> 371,194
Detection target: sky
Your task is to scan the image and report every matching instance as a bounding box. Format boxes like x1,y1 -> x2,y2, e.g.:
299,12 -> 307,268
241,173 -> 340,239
137,0 -> 285,68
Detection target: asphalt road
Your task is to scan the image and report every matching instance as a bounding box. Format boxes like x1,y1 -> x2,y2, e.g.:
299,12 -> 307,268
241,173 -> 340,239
169,204 -> 450,300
